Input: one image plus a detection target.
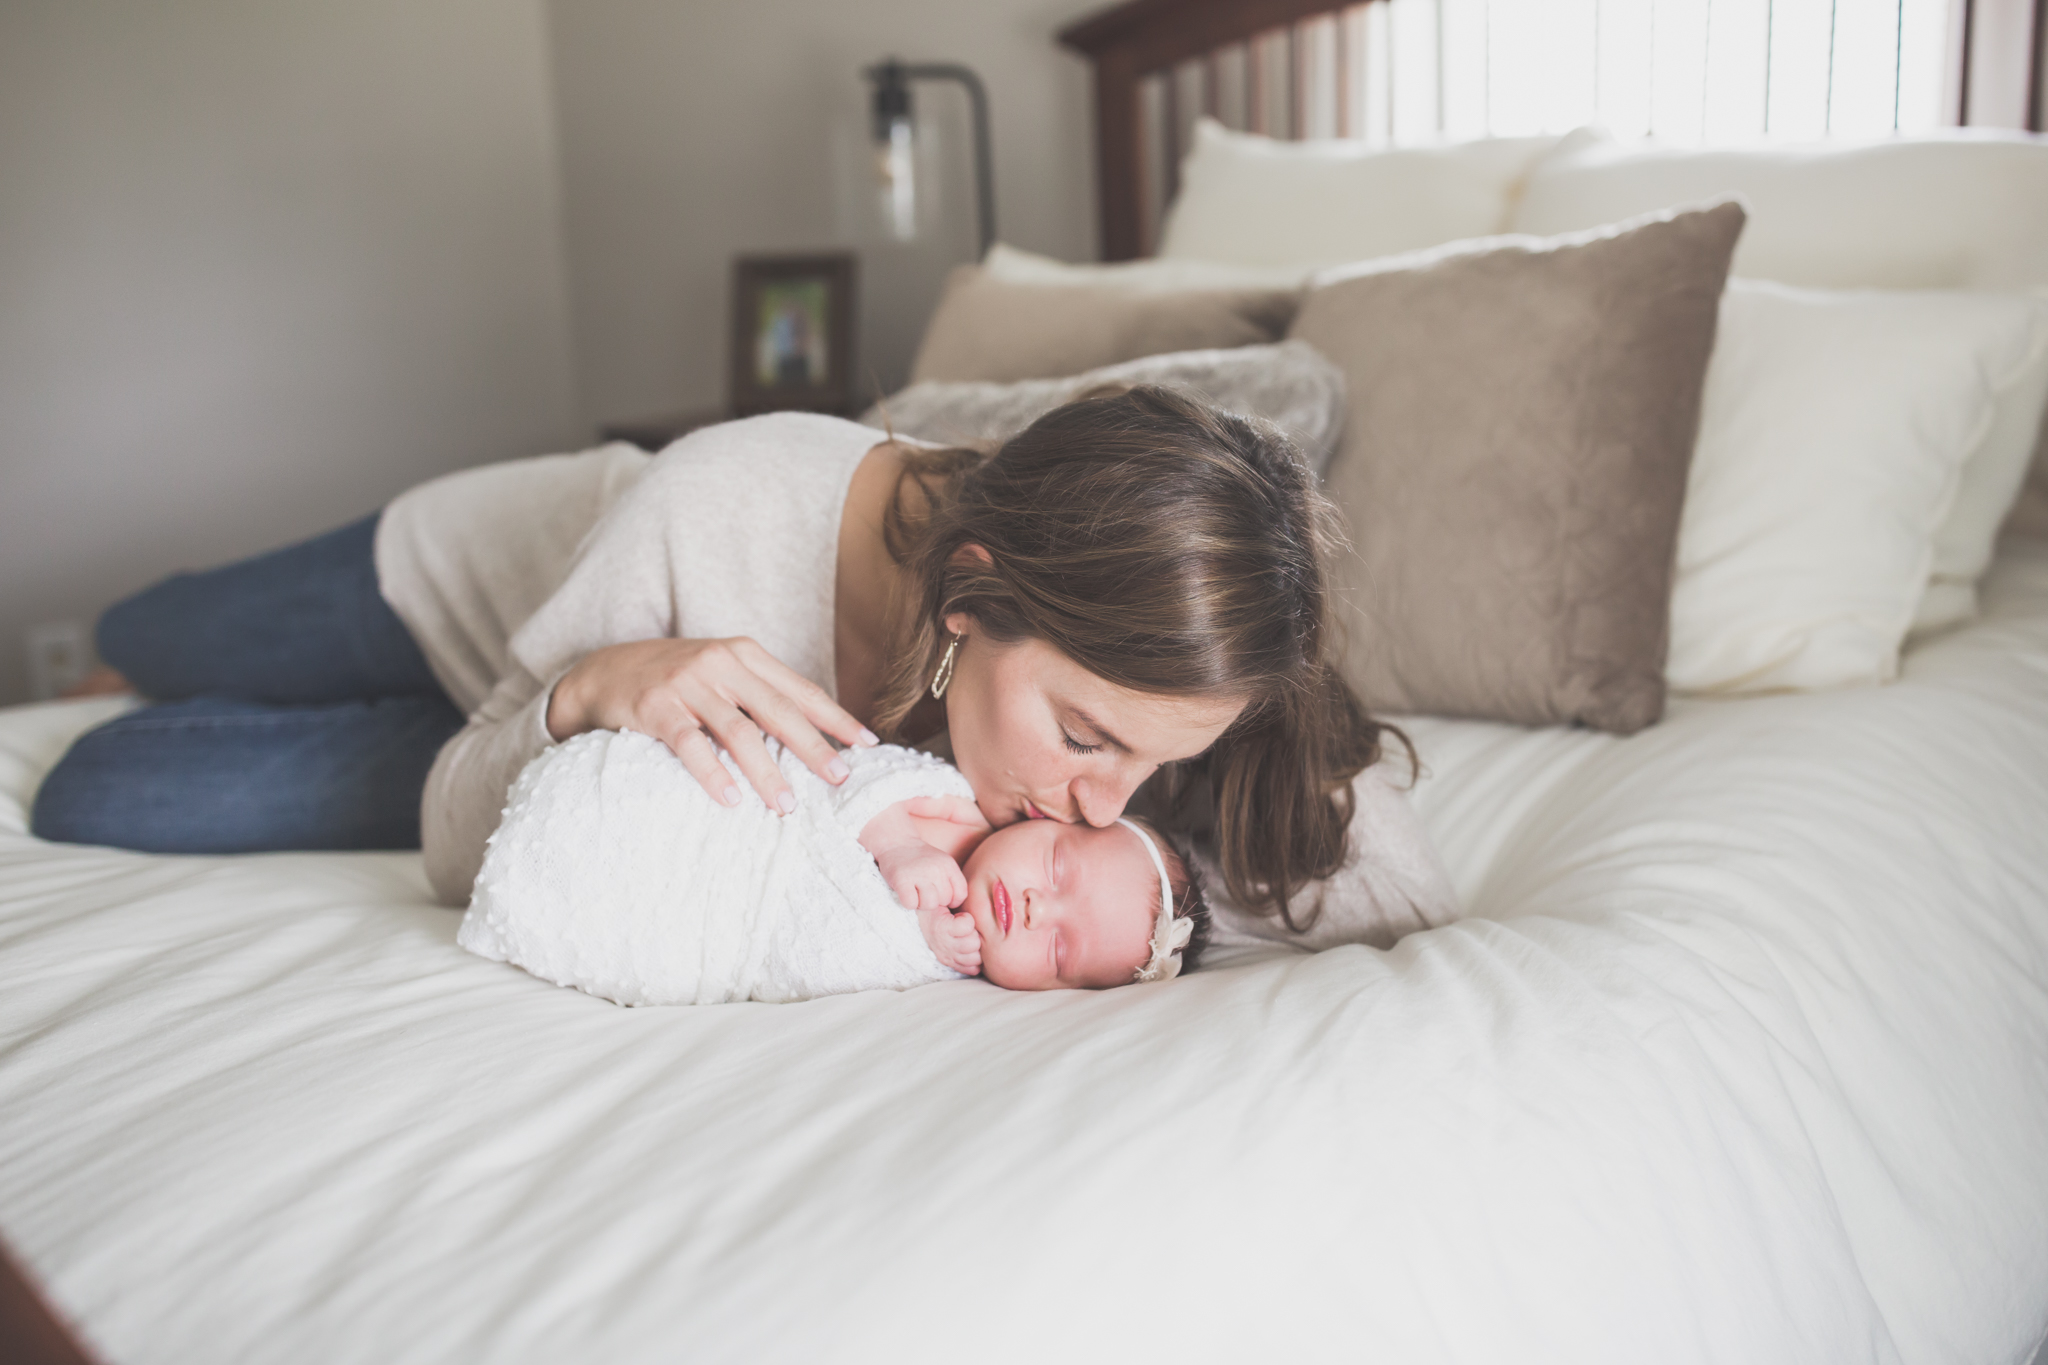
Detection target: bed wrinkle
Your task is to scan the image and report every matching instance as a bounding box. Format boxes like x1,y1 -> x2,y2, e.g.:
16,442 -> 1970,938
1604,914 -> 1897,1297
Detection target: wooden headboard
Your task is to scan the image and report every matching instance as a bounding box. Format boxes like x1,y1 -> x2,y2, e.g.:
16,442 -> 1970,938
1058,0 -> 2048,263
1064,0 -> 1384,261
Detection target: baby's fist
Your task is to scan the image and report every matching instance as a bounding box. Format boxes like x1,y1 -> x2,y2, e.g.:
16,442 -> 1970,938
920,906 -> 982,976
875,842 -> 966,915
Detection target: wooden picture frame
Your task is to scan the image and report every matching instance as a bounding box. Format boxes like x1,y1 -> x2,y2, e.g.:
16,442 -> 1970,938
729,253 -> 858,416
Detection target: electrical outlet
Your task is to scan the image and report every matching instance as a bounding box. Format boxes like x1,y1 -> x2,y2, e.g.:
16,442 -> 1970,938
26,621 -> 92,701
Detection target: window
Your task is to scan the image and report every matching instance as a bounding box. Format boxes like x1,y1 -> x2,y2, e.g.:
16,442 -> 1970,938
1166,0 -> 1958,147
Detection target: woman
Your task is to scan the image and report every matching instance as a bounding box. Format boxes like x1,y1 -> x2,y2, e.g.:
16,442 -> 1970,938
36,388 -> 1428,933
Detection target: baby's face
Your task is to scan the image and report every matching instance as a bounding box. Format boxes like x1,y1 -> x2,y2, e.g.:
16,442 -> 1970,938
957,819 -> 1159,990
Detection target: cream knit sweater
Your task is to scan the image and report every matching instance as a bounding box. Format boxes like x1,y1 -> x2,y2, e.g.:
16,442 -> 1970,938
378,412 -> 874,905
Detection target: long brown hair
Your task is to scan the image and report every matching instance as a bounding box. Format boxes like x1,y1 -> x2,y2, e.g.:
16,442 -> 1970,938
872,384 -> 1399,928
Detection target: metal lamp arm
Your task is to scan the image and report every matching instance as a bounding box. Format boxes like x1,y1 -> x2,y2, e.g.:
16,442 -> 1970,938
865,60 -> 997,258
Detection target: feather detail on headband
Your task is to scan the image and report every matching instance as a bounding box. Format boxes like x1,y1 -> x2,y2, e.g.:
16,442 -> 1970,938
1117,818 -> 1189,983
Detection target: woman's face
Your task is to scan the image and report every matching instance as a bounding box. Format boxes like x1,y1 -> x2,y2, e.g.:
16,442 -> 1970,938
940,611 -> 1246,831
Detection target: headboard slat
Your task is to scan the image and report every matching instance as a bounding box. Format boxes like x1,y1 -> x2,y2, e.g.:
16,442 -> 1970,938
1060,0 -> 1367,258
1060,0 -> 1361,76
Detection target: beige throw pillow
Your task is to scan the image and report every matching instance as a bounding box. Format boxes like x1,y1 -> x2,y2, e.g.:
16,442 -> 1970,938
1293,201 -> 1746,734
907,266 -> 1299,384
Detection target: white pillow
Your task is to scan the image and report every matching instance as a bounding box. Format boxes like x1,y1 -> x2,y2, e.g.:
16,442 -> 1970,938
1669,280 -> 2042,694
1514,126 -> 2048,290
1919,300 -> 2048,628
1517,127 -> 2048,628
1157,119 -> 1559,270
980,242 -> 1309,292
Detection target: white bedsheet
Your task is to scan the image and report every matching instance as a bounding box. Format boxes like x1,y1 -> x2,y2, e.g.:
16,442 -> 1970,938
3,546 -> 2046,1365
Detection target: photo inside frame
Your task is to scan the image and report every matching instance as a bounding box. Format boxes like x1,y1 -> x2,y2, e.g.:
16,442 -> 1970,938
755,279 -> 831,388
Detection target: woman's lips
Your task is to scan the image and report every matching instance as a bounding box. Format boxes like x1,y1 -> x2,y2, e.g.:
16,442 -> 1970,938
991,877 -> 1012,936
1023,800 -> 1047,820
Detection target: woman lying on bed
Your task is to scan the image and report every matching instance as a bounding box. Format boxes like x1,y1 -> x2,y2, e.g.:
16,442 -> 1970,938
33,386 -> 1445,943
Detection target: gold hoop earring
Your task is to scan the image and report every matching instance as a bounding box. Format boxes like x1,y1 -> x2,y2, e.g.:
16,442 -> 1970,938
929,632 -> 964,700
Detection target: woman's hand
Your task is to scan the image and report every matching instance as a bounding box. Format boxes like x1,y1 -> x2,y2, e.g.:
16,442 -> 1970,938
545,637 -> 877,812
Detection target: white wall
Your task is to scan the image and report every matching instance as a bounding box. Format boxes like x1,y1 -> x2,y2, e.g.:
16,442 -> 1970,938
545,0 -> 1099,427
0,0 -> 1102,706
0,0 -> 582,704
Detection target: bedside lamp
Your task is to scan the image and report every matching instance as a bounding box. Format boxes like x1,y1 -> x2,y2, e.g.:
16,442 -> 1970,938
863,58 -> 997,258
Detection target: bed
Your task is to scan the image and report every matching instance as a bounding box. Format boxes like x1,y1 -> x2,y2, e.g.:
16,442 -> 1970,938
6,2 -> 2048,1363
4,546 -> 2045,1363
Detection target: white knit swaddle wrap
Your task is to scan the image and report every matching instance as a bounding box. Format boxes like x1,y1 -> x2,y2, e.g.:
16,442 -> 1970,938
459,733 -> 975,1004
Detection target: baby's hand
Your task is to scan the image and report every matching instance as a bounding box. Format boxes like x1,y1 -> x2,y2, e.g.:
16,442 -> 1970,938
872,840 -> 967,915
868,839 -> 981,975
919,904 -> 982,976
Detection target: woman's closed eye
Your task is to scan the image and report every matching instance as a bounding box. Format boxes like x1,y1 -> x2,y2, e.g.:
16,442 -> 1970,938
1060,729 -> 1102,756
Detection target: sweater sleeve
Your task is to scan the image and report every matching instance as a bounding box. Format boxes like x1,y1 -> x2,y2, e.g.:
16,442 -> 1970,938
421,669 -> 556,905
416,413 -> 874,907
375,444 -> 651,715
412,447 -> 691,905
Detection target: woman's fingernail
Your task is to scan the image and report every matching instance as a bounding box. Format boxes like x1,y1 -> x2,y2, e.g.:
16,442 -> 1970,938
723,785 -> 741,807
858,728 -> 880,746
777,790 -> 796,815
826,757 -> 850,782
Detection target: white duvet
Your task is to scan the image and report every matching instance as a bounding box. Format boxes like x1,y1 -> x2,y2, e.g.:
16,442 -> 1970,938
2,546 -> 2046,1365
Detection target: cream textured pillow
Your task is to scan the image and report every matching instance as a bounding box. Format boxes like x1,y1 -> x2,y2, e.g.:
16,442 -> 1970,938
1159,119 -> 1561,270
1515,126 -> 2048,290
906,265 -> 1297,384
1514,127 -> 2048,625
1294,201 -> 1745,734
1667,280 -> 2042,693
862,341 -> 1347,475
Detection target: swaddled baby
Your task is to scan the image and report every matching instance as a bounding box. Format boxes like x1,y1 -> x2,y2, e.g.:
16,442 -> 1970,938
458,729 -> 1207,1004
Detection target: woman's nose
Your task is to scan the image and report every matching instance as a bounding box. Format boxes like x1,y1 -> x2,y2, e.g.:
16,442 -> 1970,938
1072,771 -> 1140,828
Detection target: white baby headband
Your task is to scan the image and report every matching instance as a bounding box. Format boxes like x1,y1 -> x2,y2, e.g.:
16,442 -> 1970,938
1117,818 -> 1192,983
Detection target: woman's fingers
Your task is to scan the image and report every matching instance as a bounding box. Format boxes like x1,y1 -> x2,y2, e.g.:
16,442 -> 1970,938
736,641 -> 879,752
668,726 -> 742,808
557,637 -> 884,812
728,678 -> 848,790
698,700 -> 794,813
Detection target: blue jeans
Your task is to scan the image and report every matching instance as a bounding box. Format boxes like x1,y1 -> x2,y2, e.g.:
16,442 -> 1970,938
31,515 -> 466,852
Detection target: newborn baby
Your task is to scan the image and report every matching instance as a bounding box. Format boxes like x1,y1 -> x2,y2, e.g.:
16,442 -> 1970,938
459,729 -> 1206,1004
